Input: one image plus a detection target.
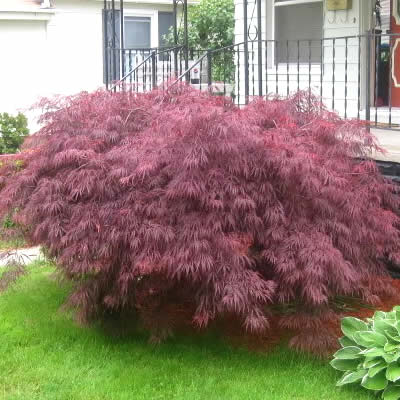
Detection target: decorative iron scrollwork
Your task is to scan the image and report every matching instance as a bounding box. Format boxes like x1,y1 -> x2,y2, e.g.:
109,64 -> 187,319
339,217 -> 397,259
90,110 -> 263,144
173,0 -> 188,47
247,1 -> 259,41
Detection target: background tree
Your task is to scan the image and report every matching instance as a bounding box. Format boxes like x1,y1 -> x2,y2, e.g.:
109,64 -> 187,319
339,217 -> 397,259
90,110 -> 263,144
168,0 -> 235,82
184,0 -> 234,50
0,113 -> 29,154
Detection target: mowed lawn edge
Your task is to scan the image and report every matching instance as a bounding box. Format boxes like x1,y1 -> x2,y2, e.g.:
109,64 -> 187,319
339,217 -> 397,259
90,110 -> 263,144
0,263 -> 374,400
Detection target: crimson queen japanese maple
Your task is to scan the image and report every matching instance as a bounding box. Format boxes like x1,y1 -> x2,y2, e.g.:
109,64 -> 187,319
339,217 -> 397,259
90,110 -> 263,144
1,86 -> 399,352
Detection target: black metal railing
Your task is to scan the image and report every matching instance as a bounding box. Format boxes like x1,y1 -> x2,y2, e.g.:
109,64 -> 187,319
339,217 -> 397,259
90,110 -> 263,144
109,46 -> 184,92
108,31 -> 400,131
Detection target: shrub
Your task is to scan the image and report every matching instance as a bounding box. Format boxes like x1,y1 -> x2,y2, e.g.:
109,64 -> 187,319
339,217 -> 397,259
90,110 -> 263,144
0,87 -> 399,349
0,112 -> 29,154
331,310 -> 400,399
0,154 -> 28,247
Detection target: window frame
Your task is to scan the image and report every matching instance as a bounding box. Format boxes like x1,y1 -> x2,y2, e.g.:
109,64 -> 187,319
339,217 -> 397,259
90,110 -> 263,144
268,0 -> 324,66
123,10 -> 158,49
274,0 -> 322,6
124,16 -> 152,49
158,11 -> 174,49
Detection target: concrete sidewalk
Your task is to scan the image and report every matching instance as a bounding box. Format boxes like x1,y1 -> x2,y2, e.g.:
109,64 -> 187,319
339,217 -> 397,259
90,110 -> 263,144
0,247 -> 42,267
372,128 -> 400,163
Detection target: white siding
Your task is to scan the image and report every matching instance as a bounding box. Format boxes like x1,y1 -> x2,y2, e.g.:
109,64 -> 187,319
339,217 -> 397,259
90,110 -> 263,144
0,0 -> 176,130
233,0 -> 375,117
0,20 -> 48,123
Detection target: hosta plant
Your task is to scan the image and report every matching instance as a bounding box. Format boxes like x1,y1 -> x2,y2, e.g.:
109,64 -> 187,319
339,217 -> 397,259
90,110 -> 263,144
331,309 -> 400,400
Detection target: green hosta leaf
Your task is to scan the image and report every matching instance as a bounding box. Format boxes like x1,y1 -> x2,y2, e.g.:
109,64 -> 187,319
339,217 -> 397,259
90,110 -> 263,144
383,384 -> 400,400
330,358 -> 361,372
341,317 -> 369,340
333,347 -> 362,360
387,363 -> 400,382
386,312 -> 397,321
375,311 -> 387,320
336,370 -> 367,386
364,357 -> 383,369
354,331 -> 388,348
361,370 -> 388,390
369,361 -> 387,378
394,307 -> 400,321
361,347 -> 386,358
375,319 -> 398,337
373,311 -> 387,320
385,343 -> 400,352
393,308 -> 400,321
385,354 -> 400,364
386,331 -> 400,343
339,336 -> 357,348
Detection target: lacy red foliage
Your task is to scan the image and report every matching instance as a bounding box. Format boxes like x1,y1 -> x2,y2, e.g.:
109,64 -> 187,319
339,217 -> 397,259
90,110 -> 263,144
1,86 -> 400,352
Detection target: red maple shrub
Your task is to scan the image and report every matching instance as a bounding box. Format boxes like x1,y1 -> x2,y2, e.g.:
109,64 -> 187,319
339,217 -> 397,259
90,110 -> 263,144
1,86 -> 400,352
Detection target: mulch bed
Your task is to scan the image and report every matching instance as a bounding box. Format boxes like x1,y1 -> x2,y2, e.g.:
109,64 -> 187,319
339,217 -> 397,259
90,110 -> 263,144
221,278 -> 400,357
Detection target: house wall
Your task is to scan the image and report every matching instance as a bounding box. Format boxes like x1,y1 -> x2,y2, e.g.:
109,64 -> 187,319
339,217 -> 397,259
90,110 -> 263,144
0,0 -> 177,131
0,19 -> 48,121
234,0 -> 374,116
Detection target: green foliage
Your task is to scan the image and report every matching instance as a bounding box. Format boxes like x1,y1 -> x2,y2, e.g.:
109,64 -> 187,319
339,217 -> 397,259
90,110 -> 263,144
167,0 -> 235,82
331,309 -> 400,399
182,0 -> 234,50
0,211 -> 26,250
188,0 -> 235,82
210,51 -> 235,83
0,112 -> 29,154
2,213 -> 16,229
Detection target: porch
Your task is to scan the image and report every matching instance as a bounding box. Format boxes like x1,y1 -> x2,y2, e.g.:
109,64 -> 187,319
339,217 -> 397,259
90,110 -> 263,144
109,35 -> 400,131
104,0 -> 400,155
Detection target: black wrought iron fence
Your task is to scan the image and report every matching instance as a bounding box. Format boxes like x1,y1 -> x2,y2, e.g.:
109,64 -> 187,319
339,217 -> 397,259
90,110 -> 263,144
109,46 -> 183,92
109,31 -> 400,131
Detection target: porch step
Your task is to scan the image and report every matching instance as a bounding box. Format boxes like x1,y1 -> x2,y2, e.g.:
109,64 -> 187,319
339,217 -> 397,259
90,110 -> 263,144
190,82 -> 234,96
371,128 -> 400,164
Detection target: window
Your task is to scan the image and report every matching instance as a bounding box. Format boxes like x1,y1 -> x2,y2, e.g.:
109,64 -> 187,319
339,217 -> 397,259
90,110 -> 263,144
158,12 -> 174,60
274,0 -> 323,63
158,12 -> 174,48
125,16 -> 151,49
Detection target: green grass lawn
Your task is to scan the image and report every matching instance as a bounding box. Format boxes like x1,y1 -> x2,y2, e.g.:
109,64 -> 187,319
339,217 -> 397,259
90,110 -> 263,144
0,263 -> 374,400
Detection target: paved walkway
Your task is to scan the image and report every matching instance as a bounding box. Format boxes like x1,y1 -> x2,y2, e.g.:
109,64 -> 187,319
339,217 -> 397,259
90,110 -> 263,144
0,247 -> 42,267
372,128 -> 400,163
